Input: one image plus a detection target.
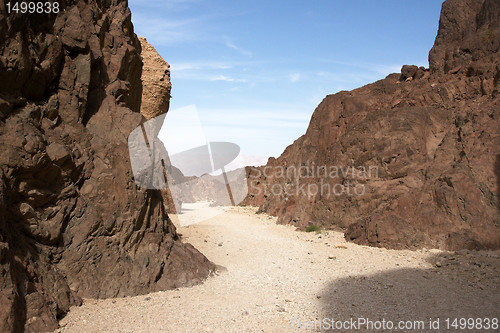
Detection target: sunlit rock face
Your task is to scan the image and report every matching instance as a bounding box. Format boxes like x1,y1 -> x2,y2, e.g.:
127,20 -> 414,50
138,37 -> 171,121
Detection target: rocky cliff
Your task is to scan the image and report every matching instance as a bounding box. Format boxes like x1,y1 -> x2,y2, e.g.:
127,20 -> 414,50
245,0 -> 500,250
0,1 -> 214,332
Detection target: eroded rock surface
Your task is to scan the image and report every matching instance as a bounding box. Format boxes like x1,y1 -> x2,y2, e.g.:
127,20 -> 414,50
0,1 -> 214,332
244,0 -> 500,250
138,37 -> 171,121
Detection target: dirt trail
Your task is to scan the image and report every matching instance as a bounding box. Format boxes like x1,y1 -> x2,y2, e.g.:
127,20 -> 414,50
57,207 -> 500,332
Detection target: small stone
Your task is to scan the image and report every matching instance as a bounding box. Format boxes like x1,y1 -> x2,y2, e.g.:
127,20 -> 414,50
276,307 -> 286,312
218,242 -> 223,247
334,243 -> 348,249
448,66 -> 462,74
19,203 -> 36,218
435,261 -> 442,267
401,64 -> 418,80
46,142 -> 71,166
328,256 -> 336,260
285,298 -> 293,302
144,296 -> 151,301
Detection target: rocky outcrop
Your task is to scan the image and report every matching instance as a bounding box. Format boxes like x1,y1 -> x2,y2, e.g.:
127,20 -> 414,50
245,0 -> 500,250
138,37 -> 171,121
0,1 -> 214,332
137,37 -> 180,212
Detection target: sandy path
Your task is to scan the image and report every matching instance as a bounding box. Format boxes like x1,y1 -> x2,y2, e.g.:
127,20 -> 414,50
57,207 -> 500,332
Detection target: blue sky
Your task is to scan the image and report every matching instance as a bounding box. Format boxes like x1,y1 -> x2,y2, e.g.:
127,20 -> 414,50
129,0 -> 443,165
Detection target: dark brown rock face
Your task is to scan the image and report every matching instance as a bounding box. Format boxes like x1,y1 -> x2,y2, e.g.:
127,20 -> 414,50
0,1 -> 214,332
245,0 -> 500,251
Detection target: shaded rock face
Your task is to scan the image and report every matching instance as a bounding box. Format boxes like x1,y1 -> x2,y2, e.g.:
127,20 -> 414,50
244,0 -> 500,250
0,1 -> 214,332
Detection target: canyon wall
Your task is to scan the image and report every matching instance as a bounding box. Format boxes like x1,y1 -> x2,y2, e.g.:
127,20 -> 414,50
245,0 -> 500,250
0,1 -> 214,331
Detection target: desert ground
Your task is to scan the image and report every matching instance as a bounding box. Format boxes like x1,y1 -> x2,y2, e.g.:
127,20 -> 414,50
56,206 -> 500,332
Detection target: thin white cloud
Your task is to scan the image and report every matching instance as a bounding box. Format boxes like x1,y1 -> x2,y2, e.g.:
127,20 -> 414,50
210,75 -> 247,83
224,38 -> 253,57
131,14 -> 208,46
315,58 -> 429,76
170,61 -> 235,71
131,0 -> 201,9
288,73 -> 301,83
159,105 -> 311,158
197,107 -> 311,130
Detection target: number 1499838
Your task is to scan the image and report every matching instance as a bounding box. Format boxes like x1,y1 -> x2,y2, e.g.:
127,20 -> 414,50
5,1 -> 59,14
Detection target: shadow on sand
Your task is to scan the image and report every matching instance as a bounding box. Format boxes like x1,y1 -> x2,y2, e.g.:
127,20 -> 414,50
316,254 -> 499,332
